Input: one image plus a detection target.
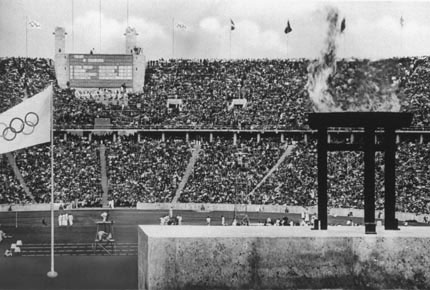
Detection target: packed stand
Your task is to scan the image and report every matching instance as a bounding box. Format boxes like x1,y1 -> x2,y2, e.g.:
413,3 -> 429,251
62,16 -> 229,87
0,151 -> 37,204
106,135 -> 191,207
54,134 -> 103,207
54,87 -> 111,128
396,141 -> 430,214
14,145 -> 51,203
251,141 -> 318,206
0,133 -> 429,214
2,57 -> 430,130
140,59 -> 311,129
398,57 -> 430,128
52,57 -> 430,130
251,139 -> 430,214
252,140 -> 387,209
0,57 -> 55,113
0,134 -> 190,207
179,136 -> 284,203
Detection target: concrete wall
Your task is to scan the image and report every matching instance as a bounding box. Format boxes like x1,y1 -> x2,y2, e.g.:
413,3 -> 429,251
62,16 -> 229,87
138,225 -> 430,290
133,54 -> 145,91
125,27 -> 138,54
54,53 -> 69,88
54,27 -> 66,55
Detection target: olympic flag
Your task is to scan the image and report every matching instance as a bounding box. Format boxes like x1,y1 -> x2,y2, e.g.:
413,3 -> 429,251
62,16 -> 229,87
0,85 -> 52,154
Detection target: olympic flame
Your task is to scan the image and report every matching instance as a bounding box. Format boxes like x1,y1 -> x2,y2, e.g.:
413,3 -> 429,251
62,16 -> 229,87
306,6 -> 401,112
306,7 -> 341,112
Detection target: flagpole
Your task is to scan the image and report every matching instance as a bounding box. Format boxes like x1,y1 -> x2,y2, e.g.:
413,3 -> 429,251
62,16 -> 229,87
47,85 -> 58,278
229,25 -> 232,59
400,18 -> 404,57
72,0 -> 74,51
127,0 -> 129,27
172,18 -> 175,59
99,0 -> 102,53
25,16 -> 28,57
284,21 -> 292,59
342,33 -> 345,60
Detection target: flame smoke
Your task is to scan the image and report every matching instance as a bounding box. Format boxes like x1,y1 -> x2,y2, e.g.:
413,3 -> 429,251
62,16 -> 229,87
307,7 -> 341,112
307,6 -> 401,112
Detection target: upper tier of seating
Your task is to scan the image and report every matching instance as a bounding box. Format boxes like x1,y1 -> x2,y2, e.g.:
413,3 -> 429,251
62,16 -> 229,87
2,57 -> 430,130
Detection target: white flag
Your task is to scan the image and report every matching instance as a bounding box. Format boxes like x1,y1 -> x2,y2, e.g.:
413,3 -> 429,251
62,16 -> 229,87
28,20 -> 41,29
176,22 -> 188,30
0,85 -> 52,154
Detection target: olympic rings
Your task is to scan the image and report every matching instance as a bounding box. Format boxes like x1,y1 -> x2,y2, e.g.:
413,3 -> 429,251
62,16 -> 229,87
3,127 -> 17,141
22,124 -> 36,136
9,117 -> 24,134
25,112 -> 39,127
0,112 -> 40,142
0,122 -> 7,138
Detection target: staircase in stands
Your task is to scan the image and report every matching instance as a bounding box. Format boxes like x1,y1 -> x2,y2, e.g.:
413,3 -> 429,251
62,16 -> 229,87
99,144 -> 109,208
171,142 -> 201,203
248,143 -> 297,196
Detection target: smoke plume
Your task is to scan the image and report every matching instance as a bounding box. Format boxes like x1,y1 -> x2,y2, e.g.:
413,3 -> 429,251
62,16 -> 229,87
306,6 -> 401,112
306,7 -> 341,112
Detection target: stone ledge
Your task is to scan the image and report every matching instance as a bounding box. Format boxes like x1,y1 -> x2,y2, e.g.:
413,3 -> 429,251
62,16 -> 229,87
138,226 -> 430,290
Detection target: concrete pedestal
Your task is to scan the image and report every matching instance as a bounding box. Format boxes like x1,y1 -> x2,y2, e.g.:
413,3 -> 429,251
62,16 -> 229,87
138,226 -> 430,290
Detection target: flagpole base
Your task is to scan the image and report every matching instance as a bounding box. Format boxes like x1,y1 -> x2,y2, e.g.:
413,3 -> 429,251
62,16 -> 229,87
47,270 -> 58,278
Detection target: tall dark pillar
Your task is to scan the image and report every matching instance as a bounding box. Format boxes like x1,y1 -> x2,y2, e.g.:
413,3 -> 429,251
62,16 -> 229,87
317,128 -> 328,230
384,129 -> 398,230
364,127 -> 376,234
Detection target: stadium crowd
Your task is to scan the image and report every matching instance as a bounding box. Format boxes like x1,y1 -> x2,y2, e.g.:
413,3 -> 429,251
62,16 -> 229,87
179,136 -> 284,203
1,133 -> 429,214
0,56 -> 430,215
106,135 -> 190,206
54,135 -> 103,207
50,57 -> 430,130
2,57 -> 430,130
0,57 -> 55,114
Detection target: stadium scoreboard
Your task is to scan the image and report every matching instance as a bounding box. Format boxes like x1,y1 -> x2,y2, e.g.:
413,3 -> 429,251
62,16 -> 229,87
69,54 -> 133,88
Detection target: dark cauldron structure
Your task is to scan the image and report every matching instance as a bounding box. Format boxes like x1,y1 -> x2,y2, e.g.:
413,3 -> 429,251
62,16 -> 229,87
308,112 -> 413,234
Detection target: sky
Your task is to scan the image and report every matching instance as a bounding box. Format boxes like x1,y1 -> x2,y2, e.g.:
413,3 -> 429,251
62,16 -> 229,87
1,0 -> 430,60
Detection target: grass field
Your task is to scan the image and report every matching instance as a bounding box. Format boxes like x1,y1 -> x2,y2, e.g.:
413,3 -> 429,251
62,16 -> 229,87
0,208 -> 427,289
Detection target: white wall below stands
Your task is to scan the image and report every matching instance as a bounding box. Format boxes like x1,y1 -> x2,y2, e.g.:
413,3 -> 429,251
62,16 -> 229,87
136,202 -> 428,223
0,203 -> 62,212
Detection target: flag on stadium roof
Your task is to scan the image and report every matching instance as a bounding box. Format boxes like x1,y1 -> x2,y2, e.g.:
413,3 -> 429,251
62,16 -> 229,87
284,20 -> 292,34
340,18 -> 346,33
28,19 -> 41,29
176,22 -> 187,30
0,85 -> 52,154
230,19 -> 235,31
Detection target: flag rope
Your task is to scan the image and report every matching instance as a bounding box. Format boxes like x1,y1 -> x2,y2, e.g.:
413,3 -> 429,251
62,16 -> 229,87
25,16 -> 28,57
172,18 -> 175,59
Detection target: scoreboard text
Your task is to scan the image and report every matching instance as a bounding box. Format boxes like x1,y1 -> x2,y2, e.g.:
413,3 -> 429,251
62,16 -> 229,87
69,54 -> 133,88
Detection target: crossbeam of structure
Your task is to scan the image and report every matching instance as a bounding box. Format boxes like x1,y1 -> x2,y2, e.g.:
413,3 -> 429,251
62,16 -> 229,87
308,112 -> 413,234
